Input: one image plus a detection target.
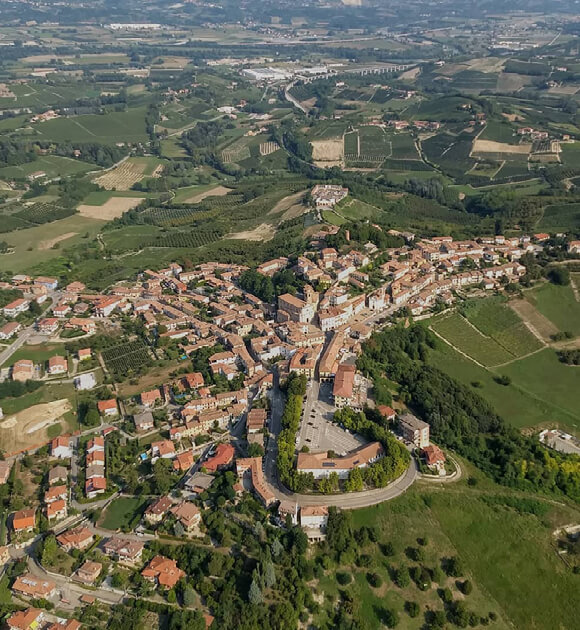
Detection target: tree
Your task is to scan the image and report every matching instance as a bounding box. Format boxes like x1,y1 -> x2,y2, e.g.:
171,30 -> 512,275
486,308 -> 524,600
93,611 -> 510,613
41,534 -> 57,565
405,601 -> 420,618
111,571 -> 128,589
383,608 -> 399,628
461,579 -> 473,595
445,556 -> 464,578
183,584 -> 196,607
248,579 -> 263,605
263,561 -> 276,588
394,566 -> 410,588
547,266 -> 570,286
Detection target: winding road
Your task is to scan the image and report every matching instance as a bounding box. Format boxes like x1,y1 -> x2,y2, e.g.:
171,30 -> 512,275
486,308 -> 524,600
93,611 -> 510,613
263,373 -> 420,509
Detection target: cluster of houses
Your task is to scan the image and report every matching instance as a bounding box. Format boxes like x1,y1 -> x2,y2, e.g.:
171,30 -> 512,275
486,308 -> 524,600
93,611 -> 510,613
85,436 -> 106,499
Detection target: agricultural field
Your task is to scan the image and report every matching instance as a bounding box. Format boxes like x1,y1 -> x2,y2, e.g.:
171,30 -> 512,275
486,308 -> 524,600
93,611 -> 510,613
421,132 -> 476,177
561,142 -> 580,168
461,297 -> 543,358
343,126 -> 410,166
101,339 -> 153,380
525,282 -> 580,336
32,107 -> 149,145
497,349 -> 580,425
94,157 -> 164,190
78,196 -> 145,220
99,497 -> 148,531
431,313 -> 513,367
0,214 -> 104,273
479,121 -> 518,145
0,155 -> 95,180
538,202 -> 580,231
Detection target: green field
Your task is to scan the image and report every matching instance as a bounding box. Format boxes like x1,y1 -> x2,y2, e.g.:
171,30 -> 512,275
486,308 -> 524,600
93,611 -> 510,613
0,214 -> 103,273
0,155 -> 95,180
100,497 -> 148,530
538,202 -> 580,231
498,349 -> 580,425
34,107 -> 149,144
81,190 -> 155,206
461,297 -> 543,358
561,142 -> 580,168
479,121 -> 518,145
431,313 -> 513,367
320,480 -> 580,630
1,343 -> 65,368
526,282 -> 580,336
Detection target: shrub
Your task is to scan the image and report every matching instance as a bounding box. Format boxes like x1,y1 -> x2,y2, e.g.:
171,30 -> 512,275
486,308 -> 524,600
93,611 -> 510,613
383,608 -> 399,628
405,601 -> 420,618
336,571 -> 351,585
461,579 -> 473,595
394,566 -> 410,588
367,572 -> 383,588
382,541 -> 395,556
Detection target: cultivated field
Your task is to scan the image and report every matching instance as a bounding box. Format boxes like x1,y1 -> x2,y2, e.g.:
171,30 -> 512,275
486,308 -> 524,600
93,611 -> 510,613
94,158 -> 163,191
181,185 -> 231,204
78,196 -> 145,220
0,399 -> 71,455
472,139 -> 531,155
509,299 -> 559,341
431,313 -> 513,367
311,138 -> 344,163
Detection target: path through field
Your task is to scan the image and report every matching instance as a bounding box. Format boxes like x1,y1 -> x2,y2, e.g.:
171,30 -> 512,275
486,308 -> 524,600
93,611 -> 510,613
509,299 -> 558,342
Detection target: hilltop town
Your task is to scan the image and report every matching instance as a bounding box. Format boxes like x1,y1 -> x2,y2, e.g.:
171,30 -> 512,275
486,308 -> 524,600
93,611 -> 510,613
0,181 -> 579,627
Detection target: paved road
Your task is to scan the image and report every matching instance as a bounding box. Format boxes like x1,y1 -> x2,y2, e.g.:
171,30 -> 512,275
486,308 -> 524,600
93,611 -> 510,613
263,373 -> 418,509
0,291 -> 60,367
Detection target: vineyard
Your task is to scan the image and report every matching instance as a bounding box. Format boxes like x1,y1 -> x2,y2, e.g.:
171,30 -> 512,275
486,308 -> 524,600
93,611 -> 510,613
221,139 -> 251,164
259,141 -> 280,156
101,339 -> 153,380
344,126 -> 392,165
147,230 -> 223,248
14,202 -> 76,225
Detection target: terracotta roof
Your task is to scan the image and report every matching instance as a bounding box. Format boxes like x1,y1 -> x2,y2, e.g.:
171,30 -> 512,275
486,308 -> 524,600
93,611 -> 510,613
332,363 -> 355,399
141,555 -> 185,588
204,443 -> 236,473
7,607 -> 43,630
97,398 -> 117,413
297,442 -> 383,471
12,508 -> 35,530
301,505 -> 329,517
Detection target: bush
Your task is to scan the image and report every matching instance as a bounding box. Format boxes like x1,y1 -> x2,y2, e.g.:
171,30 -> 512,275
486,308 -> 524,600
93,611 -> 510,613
367,572 -> 383,588
445,556 -> 464,577
336,571 -> 351,585
405,601 -> 420,618
461,579 -> 473,595
493,375 -> 511,386
356,554 -> 372,568
382,541 -> 395,556
394,566 -> 410,588
383,608 -> 399,628
440,587 -> 453,603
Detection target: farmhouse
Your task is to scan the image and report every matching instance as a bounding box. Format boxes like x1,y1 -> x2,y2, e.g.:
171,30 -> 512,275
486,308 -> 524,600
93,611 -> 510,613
47,356 -> 67,375
134,411 -> 155,432
311,184 -> 348,209
51,435 -> 72,459
0,322 -> 21,340
12,509 -> 36,533
103,536 -> 144,565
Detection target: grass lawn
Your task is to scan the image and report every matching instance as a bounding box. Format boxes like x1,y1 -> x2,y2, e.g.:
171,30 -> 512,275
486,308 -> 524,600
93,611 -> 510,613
322,210 -> 346,226
100,497 -> 148,530
342,481 -> 580,630
526,282 -> 580,336
0,214 -> 103,274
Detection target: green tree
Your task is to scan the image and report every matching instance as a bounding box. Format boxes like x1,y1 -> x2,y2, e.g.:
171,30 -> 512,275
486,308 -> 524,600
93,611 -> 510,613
41,534 -> 57,565
248,579 -> 263,605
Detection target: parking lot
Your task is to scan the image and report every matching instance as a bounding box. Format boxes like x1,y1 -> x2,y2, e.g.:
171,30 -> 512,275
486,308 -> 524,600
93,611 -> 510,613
297,381 -> 365,454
